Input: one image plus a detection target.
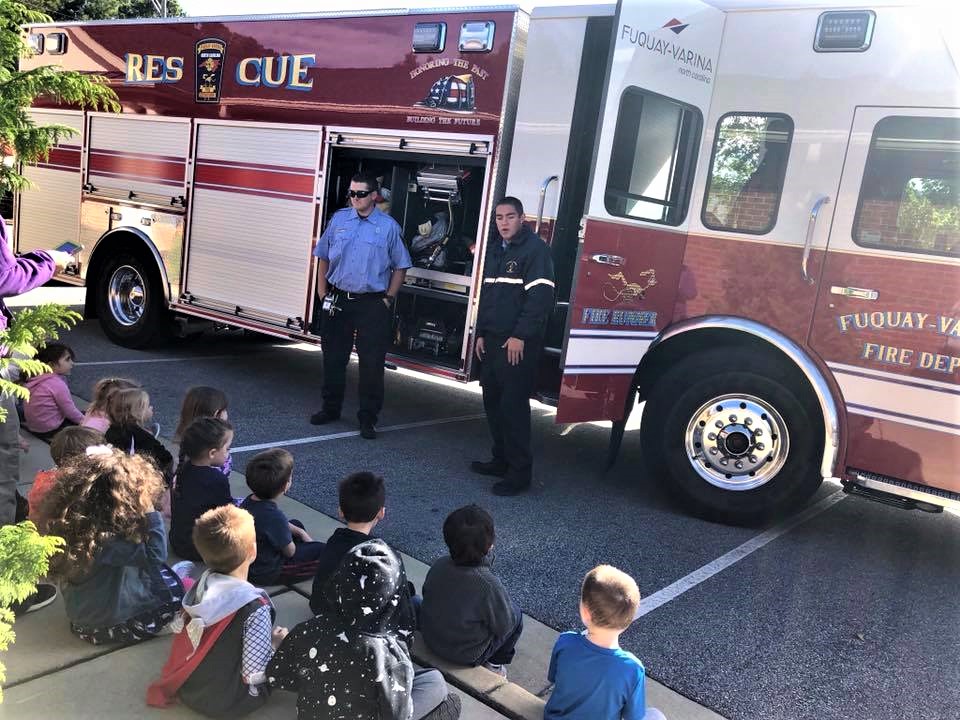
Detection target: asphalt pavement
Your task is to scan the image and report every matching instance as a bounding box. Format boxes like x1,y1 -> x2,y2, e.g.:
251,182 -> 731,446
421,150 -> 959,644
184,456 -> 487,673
39,302 -> 960,720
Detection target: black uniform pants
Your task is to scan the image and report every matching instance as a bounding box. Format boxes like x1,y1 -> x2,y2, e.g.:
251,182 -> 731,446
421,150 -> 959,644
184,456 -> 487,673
320,293 -> 391,425
480,335 -> 541,483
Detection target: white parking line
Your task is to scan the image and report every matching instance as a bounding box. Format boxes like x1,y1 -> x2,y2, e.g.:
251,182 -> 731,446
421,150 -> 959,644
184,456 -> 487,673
231,413 -> 487,453
636,489 -> 847,618
75,355 -> 237,366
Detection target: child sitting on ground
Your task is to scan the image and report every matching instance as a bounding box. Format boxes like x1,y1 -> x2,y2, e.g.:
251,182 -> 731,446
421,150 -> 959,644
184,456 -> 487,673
27,425 -> 104,528
41,447 -> 189,645
170,417 -> 235,561
23,343 -> 84,441
308,471 -> 417,642
81,377 -> 139,432
174,386 -> 232,476
544,565 -> 666,720
105,387 -> 174,483
240,449 -> 326,586
269,539 -> 461,720
148,505 -> 289,717
420,504 -> 523,677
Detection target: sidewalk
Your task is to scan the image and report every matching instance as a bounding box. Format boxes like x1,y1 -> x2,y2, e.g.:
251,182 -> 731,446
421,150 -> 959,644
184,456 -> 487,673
1,404 -> 726,720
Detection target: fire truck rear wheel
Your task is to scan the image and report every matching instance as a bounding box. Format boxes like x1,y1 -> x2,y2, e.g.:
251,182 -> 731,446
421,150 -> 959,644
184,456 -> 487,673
641,349 -> 823,525
96,253 -> 169,349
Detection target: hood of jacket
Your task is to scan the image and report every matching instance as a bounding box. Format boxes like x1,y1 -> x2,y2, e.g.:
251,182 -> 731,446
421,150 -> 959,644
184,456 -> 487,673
24,372 -> 59,393
182,570 -> 266,627
324,538 -> 406,633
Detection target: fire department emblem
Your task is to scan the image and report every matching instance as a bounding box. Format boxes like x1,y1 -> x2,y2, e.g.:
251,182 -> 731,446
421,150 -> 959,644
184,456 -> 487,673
603,270 -> 658,304
195,37 -> 227,104
505,260 -> 519,273
415,73 -> 476,113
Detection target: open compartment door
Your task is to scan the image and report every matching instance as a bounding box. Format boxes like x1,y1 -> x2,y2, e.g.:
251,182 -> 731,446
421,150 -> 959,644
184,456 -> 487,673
322,128 -> 494,377
182,121 -> 323,331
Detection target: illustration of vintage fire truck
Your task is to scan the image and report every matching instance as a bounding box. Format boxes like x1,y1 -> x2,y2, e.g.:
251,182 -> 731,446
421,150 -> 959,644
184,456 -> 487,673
15,0 -> 959,524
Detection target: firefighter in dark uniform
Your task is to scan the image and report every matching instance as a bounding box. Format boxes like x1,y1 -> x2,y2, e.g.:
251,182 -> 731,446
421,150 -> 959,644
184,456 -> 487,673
471,196 -> 555,496
310,172 -> 412,439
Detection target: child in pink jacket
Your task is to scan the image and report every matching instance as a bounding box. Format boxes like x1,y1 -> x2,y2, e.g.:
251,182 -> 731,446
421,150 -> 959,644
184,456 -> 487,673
24,343 -> 84,441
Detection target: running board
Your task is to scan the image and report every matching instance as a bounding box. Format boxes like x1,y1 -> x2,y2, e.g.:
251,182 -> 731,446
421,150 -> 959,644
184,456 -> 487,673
844,469 -> 960,513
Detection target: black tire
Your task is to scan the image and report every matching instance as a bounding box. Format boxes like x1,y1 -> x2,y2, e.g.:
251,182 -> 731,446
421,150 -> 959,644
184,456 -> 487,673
641,348 -> 823,525
95,252 -> 170,349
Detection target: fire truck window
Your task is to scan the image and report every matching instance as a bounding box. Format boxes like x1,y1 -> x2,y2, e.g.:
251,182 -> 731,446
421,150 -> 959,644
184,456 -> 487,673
853,116 -> 960,258
605,88 -> 702,226
702,113 -> 793,234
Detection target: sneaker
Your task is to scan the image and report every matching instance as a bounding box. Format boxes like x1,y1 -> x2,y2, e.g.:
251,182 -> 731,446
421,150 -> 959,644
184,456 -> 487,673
470,459 -> 508,477
484,662 -> 508,679
13,583 -> 57,616
421,693 -> 462,720
309,410 -> 340,425
360,422 -> 377,440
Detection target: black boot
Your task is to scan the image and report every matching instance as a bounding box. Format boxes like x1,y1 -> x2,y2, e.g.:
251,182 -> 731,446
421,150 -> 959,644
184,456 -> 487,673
470,459 -> 508,477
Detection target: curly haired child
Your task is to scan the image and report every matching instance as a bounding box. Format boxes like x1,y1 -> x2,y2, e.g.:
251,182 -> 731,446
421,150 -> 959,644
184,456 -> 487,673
23,343 -> 84,441
81,377 -> 139,433
174,386 -> 232,477
105,387 -> 174,483
41,448 -> 189,645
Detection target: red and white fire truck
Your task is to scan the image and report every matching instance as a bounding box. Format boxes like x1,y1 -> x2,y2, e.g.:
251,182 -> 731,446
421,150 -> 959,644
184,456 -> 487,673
15,1 -> 959,523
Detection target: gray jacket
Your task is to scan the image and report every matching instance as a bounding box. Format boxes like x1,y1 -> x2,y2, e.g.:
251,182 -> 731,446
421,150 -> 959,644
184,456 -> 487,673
419,555 -> 518,665
62,511 -> 178,628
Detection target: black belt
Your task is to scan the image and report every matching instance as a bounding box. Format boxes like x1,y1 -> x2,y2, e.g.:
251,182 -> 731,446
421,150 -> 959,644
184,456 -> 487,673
330,287 -> 385,300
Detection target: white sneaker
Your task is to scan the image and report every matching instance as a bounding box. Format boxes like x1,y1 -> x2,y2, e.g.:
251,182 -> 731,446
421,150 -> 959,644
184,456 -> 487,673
483,662 -> 507,679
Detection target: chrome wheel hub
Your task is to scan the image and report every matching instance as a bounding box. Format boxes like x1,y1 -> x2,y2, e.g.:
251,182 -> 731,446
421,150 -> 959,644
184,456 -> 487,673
108,265 -> 146,327
685,394 -> 789,491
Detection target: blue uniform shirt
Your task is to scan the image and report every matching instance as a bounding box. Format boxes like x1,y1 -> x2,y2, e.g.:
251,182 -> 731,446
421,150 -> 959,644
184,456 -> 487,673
544,631 -> 648,720
313,206 -> 411,293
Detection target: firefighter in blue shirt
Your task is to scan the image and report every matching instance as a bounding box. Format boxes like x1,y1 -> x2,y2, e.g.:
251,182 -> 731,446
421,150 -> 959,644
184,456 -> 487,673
472,196 -> 555,496
310,172 -> 411,439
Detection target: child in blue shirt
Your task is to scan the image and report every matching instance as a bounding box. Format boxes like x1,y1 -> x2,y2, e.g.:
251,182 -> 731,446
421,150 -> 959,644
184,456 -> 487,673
544,565 -> 666,720
240,448 -> 325,586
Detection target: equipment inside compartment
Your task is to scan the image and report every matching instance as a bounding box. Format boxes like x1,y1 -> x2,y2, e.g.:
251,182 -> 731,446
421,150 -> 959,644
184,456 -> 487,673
323,146 -> 487,369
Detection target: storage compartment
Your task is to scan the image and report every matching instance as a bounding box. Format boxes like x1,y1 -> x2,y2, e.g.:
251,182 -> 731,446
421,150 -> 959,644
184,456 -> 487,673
323,144 -> 489,370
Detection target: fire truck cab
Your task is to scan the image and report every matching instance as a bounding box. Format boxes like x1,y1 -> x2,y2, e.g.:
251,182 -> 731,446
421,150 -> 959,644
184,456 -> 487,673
15,0 -> 959,524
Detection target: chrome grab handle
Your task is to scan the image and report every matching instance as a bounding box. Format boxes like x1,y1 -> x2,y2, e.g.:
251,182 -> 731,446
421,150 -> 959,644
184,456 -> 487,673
830,286 -> 878,301
534,175 -> 559,235
589,253 -> 625,266
802,195 -> 830,284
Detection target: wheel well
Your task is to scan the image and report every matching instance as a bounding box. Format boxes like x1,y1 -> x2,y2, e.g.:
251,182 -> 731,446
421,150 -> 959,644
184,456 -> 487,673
84,231 -> 167,319
636,328 -> 826,441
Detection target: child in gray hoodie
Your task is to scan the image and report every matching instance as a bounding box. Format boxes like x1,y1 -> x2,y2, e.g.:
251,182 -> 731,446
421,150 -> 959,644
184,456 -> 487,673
148,505 -> 288,717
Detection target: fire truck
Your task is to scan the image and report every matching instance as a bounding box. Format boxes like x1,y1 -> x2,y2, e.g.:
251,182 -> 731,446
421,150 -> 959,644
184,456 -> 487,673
15,1 -> 959,524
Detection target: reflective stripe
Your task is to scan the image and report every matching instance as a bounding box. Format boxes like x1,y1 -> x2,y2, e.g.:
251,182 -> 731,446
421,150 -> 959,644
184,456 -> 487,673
483,277 -> 524,284
525,278 -> 555,291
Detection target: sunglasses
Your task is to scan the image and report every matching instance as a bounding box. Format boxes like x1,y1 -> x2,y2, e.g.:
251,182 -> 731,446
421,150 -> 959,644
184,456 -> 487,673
347,189 -> 373,199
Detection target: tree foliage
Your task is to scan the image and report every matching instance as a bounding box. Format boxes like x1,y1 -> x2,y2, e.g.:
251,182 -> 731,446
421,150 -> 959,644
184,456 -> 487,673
1,0 -> 119,194
24,1 -> 184,21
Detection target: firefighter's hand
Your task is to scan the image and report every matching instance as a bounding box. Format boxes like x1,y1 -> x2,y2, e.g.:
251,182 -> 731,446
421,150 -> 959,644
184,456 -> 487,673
474,336 -> 485,361
503,337 -> 524,365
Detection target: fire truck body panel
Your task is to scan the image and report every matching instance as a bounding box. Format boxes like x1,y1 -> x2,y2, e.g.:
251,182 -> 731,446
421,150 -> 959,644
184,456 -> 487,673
14,1 -> 959,522
559,0 -> 958,516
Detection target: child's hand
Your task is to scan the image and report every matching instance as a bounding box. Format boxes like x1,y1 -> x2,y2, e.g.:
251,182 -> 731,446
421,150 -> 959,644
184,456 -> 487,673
17,434 -> 30,452
290,523 -> 312,542
272,626 -> 289,648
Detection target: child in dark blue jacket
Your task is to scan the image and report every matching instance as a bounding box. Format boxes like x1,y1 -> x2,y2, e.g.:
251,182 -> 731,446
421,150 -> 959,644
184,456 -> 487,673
170,418 -> 235,560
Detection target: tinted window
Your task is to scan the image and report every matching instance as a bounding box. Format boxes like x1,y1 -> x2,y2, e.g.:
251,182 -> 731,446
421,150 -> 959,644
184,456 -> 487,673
702,113 -> 793,234
853,116 -> 960,258
605,88 -> 702,226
